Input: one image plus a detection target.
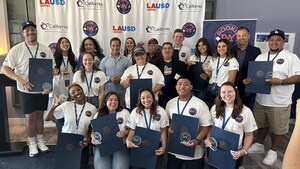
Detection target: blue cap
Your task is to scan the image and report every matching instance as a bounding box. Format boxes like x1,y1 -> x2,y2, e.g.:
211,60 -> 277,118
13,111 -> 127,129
268,29 -> 285,40
21,21 -> 37,30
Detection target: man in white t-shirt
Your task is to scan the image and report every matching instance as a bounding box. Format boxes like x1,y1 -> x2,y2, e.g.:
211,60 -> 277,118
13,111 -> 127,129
246,29 -> 300,166
165,76 -> 211,169
1,21 -> 55,157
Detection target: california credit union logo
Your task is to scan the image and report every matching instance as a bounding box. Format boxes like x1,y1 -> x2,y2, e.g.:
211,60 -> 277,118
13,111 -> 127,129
178,1 -> 203,11
146,2 -> 170,11
145,25 -> 170,35
182,22 -> 196,38
83,20 -> 98,36
214,24 -> 238,43
116,0 -> 131,14
39,0 -> 65,7
40,22 -> 68,32
76,0 -> 103,10
112,25 -> 136,33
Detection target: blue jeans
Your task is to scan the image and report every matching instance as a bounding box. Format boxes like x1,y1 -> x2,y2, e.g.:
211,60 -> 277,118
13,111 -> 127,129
94,147 -> 129,169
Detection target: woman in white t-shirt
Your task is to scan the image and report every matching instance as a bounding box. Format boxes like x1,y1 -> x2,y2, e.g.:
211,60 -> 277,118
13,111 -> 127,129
126,88 -> 169,169
91,92 -> 130,169
204,39 -> 239,108
205,82 -> 257,169
73,51 -> 106,108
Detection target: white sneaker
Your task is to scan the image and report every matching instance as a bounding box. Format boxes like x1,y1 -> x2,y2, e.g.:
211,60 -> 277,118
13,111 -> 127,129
37,140 -> 50,153
28,142 -> 38,157
248,143 -> 265,153
263,150 -> 277,166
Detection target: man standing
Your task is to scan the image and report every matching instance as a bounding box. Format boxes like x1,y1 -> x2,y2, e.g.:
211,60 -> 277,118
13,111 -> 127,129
165,76 -> 211,169
1,21 -> 54,157
247,29 -> 300,166
172,29 -> 191,63
100,37 -> 131,107
146,38 -> 162,67
232,27 -> 261,107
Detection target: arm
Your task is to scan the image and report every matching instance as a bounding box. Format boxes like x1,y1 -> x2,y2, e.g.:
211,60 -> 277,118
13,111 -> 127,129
186,126 -> 210,147
267,75 -> 300,86
282,99 -> 300,169
98,85 -> 105,108
120,74 -> 133,88
228,70 -> 238,83
126,129 -> 137,148
155,127 -> 167,155
1,65 -> 33,89
152,83 -> 164,94
44,96 -> 60,121
230,132 -> 253,159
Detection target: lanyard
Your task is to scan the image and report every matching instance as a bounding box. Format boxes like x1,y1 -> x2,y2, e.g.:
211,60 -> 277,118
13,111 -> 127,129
201,55 -> 208,63
62,57 -> 69,70
74,102 -> 86,129
267,50 -> 282,61
177,95 -> 192,115
136,64 -> 147,79
84,71 -> 94,95
222,112 -> 231,129
216,57 -> 227,77
143,109 -> 152,129
25,42 -> 39,58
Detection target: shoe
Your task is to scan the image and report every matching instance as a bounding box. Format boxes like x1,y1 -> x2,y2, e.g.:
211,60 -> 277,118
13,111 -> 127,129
28,142 -> 38,157
248,143 -> 265,153
37,139 -> 50,153
263,150 -> 277,166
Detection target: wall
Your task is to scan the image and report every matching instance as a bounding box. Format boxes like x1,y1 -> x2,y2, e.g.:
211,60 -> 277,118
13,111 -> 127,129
215,0 -> 300,55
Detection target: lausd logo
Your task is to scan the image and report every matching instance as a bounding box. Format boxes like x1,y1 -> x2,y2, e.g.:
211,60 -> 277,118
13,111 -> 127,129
76,0 -> 103,10
145,25 -> 170,35
182,22 -> 196,38
214,24 -> 238,43
178,2 -> 202,11
40,0 -> 65,7
40,22 -> 68,32
83,20 -> 98,36
116,0 -> 131,14
113,25 -> 136,33
146,2 -> 169,11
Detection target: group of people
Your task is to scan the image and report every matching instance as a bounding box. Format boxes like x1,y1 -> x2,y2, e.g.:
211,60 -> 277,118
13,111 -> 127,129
1,20 -> 300,169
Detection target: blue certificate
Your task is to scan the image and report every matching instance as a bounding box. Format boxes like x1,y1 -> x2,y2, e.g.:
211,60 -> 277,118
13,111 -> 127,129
130,79 -> 152,109
91,113 -> 125,157
29,58 -> 53,92
245,61 -> 273,94
54,133 -> 83,169
129,126 -> 160,169
168,114 -> 199,157
208,126 -> 240,169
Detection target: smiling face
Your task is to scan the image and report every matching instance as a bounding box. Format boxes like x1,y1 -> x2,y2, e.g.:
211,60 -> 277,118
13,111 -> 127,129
110,40 -> 121,56
84,39 -> 96,53
198,41 -> 208,55
140,90 -> 154,109
217,41 -> 228,57
134,53 -> 147,66
173,32 -> 184,47
125,38 -> 135,52
69,85 -> 85,103
236,29 -> 250,47
106,94 -> 119,113
22,26 -> 37,44
176,78 -> 193,99
60,38 -> 70,53
162,44 -> 173,60
82,53 -> 94,72
268,35 -> 284,54
220,85 -> 236,106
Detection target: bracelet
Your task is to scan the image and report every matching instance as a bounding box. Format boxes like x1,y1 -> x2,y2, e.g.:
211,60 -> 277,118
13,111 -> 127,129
241,148 -> 248,155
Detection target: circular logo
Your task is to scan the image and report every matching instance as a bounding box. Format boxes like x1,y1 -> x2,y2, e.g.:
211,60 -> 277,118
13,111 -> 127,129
214,24 -> 238,45
42,82 -> 52,90
40,52 -> 46,58
180,131 -> 191,143
180,127 -> 188,134
218,140 -> 227,150
83,20 -> 98,36
85,110 -> 92,117
116,0 -> 131,14
181,52 -> 186,58
117,117 -> 124,124
147,70 -> 153,75
235,115 -> 243,123
182,22 -> 196,38
153,114 -> 161,121
209,137 -> 218,151
94,132 -> 102,142
223,61 -> 230,67
94,77 -> 100,83
65,143 -> 74,151
276,58 -> 284,64
37,68 -> 45,75
256,71 -> 264,77
189,108 -> 197,116
131,135 -> 142,146
48,43 -> 57,54
102,127 -> 111,135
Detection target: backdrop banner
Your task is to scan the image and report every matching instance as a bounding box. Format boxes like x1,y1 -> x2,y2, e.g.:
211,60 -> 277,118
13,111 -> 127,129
36,0 -> 206,57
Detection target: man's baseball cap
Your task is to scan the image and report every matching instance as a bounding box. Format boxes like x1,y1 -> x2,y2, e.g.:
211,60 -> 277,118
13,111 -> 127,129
21,21 -> 37,30
148,38 -> 158,45
133,46 -> 146,56
268,29 -> 285,40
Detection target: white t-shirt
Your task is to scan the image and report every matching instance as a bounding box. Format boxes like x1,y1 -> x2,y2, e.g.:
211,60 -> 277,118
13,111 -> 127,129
3,41 -> 55,93
126,106 -> 169,132
73,70 -> 106,97
208,57 -> 239,86
54,101 -> 97,137
120,63 -> 165,109
255,50 -> 300,106
177,45 -> 191,63
210,105 -> 257,148
165,96 -> 211,160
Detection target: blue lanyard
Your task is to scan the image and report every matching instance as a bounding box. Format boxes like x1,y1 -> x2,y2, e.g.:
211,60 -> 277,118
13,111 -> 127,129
216,57 -> 227,77
136,64 -> 147,79
84,71 -> 94,95
62,57 -> 69,70
177,95 -> 192,115
267,50 -> 282,61
74,102 -> 86,129
143,109 -> 152,129
25,42 -> 39,58
201,55 -> 208,63
222,112 -> 231,129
